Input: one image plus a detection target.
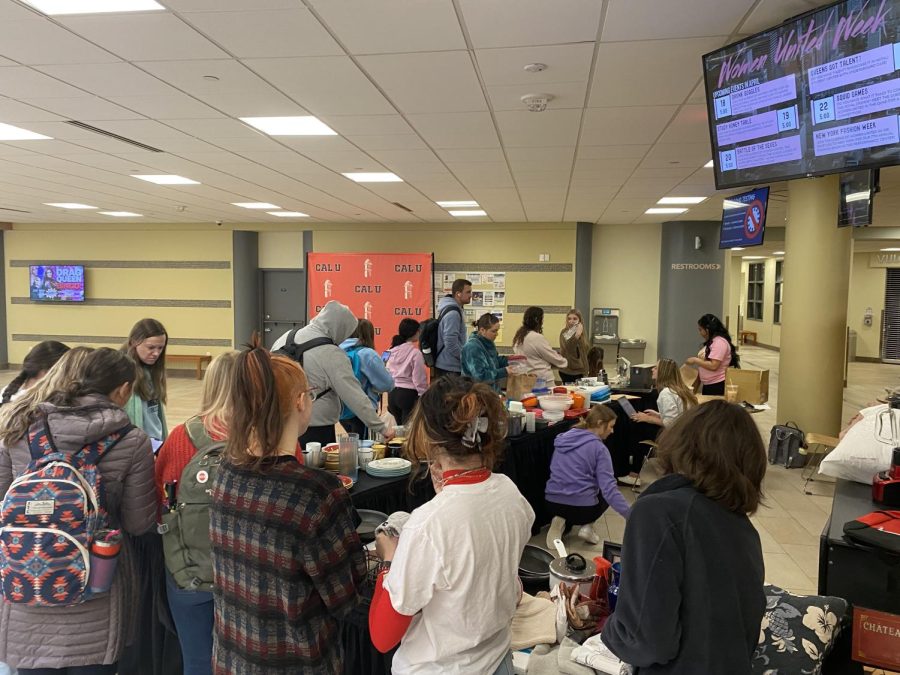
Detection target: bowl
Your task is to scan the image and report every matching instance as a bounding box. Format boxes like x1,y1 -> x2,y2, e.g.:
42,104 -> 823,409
538,394 -> 574,412
543,410 -> 565,424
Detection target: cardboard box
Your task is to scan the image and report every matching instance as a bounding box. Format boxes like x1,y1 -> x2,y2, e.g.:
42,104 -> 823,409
853,606 -> 900,671
726,367 -> 769,404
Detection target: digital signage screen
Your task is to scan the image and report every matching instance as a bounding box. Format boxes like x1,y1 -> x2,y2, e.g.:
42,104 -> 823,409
838,168 -> 877,226
719,187 -> 769,249
29,265 -> 85,302
703,0 -> 900,190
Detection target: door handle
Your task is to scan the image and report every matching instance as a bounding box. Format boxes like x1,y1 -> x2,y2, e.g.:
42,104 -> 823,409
264,328 -> 271,333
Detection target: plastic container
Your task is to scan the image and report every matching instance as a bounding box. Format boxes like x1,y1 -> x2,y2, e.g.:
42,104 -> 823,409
88,532 -> 121,594
507,355 -> 528,375
538,394 -> 574,412
339,434 -> 359,482
543,410 -> 565,424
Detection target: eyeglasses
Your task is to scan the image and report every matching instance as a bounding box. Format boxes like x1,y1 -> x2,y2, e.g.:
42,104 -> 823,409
302,387 -> 322,401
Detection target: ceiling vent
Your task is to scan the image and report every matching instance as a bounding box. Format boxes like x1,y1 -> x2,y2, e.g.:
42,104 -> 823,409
0,207 -> 30,213
521,94 -> 553,112
64,120 -> 164,153
391,202 -> 413,212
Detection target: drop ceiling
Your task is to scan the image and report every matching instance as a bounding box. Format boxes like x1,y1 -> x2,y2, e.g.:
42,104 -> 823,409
0,0 -> 892,226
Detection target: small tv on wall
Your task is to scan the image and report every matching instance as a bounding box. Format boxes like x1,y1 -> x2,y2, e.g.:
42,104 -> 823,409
29,265 -> 85,302
838,168 -> 878,227
719,186 -> 769,249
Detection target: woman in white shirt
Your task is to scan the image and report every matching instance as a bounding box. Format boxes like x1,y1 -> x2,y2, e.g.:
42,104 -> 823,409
632,358 -> 698,427
369,376 -> 534,674
512,306 -> 568,387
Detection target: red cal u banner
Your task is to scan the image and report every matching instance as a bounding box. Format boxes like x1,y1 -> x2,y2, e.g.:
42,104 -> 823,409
307,253 -> 433,354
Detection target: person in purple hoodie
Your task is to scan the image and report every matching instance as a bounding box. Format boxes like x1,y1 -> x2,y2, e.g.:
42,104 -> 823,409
545,404 -> 631,548
386,319 -> 429,425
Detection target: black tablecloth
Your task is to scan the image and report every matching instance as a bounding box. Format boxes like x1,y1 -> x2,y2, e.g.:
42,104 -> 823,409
349,468 -> 435,514
339,584 -> 394,675
604,398 -> 660,477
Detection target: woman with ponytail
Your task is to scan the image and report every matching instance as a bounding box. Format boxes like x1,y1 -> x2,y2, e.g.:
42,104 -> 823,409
369,376 -> 534,674
209,336 -> 366,675
685,313 -> 739,396
386,318 -> 427,425
0,340 -> 69,406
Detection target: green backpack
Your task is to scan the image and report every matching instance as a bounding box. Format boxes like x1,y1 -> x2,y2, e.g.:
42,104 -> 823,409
159,416 -> 225,592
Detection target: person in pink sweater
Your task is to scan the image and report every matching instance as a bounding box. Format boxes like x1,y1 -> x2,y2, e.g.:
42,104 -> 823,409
386,319 -> 429,425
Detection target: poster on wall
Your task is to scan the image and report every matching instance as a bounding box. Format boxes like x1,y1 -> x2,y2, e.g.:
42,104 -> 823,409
308,253 -> 433,353
434,269 -> 509,340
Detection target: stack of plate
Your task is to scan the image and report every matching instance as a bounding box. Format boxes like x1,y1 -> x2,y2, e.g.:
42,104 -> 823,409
365,457 -> 412,477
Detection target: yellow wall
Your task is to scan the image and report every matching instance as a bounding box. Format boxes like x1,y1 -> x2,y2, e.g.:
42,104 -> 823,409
5,227 -> 234,367
590,223 -> 661,362
848,250 -> 885,359
311,222 -> 577,348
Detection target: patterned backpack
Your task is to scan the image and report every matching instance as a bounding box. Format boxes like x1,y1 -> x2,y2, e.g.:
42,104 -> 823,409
0,416 -> 133,606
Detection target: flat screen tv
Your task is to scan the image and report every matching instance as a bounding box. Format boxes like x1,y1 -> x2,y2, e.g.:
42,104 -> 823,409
838,168 -> 878,226
703,0 -> 900,190
29,265 -> 85,302
719,187 -> 769,249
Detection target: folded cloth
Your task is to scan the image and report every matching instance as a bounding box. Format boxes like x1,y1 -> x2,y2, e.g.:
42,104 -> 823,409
558,637 -> 596,675
571,633 -> 627,675
511,593 -> 557,650
525,644 -> 559,675
374,511 -> 411,538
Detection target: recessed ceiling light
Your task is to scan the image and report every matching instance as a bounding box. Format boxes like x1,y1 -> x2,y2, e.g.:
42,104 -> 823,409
881,247 -> 900,252
731,247 -> 745,251
743,255 -> 766,259
240,116 -> 337,136
703,160 -> 714,168
449,210 -> 488,217
437,200 -> 479,208
99,211 -> 142,217
845,191 -> 871,202
773,251 -> 785,255
22,0 -> 164,15
657,197 -> 706,205
0,123 -> 52,141
232,202 -> 279,209
342,172 -> 403,183
44,202 -> 97,209
267,211 -> 310,218
132,174 -> 200,185
645,207 -> 688,214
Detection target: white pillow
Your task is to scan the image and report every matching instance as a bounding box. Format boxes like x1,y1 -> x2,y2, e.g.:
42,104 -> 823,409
818,404 -> 894,485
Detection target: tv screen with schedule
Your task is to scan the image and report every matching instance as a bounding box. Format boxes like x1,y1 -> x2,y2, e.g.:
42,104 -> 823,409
29,265 -> 85,302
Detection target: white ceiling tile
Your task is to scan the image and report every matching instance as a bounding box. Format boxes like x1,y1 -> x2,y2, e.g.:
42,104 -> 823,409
407,112 -> 500,148
36,63 -> 179,98
495,109 -> 581,147
25,96 -> 144,121
739,0 -> 822,35
507,146 -> 575,170
475,44 -> 595,86
0,67 -> 87,99
308,0 -> 466,54
449,161 -> 514,187
321,115 -> 413,136
603,0 -> 751,40
435,148 -> 505,163
656,104 -> 711,144
0,97 -> 64,122
578,145 -> 650,160
162,117 -> 262,139
513,171 -> 570,188
358,51 -> 487,114
459,0 -> 603,48
631,167 -> 696,181
575,157 -> 641,172
642,142 -> 711,167
108,94 -> 222,120
581,106 -> 676,145
182,9 -> 343,58
347,134 -> 428,151
0,19 -> 120,65
488,81 -> 587,111
367,148 -> 444,171
244,57 -> 394,115
58,14 -> 228,62
589,37 -> 723,107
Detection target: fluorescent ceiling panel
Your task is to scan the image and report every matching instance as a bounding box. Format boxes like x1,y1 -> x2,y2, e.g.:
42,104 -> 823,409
99,211 -> 143,217
132,174 -> 200,185
232,202 -> 279,209
22,0 -> 164,15
240,116 -> 337,136
645,207 -> 687,214
449,209 -> 488,216
657,196 -> 706,205
44,202 -> 96,209
267,211 -> 309,217
437,200 -> 479,207
0,123 -> 52,140
342,172 -> 403,182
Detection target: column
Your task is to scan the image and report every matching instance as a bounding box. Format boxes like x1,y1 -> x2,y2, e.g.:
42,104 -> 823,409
777,175 -> 850,436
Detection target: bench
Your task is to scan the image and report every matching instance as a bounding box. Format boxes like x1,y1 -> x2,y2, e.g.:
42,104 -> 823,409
738,330 -> 757,345
166,354 -> 212,380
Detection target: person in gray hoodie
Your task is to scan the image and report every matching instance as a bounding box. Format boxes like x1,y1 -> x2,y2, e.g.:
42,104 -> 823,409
434,279 -> 472,377
272,301 -> 394,446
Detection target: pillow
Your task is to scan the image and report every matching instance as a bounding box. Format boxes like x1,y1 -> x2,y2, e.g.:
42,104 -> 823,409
818,404 -> 893,485
753,585 -> 848,675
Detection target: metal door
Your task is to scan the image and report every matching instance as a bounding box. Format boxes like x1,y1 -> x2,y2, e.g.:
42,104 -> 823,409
882,269 -> 900,363
261,270 -> 306,349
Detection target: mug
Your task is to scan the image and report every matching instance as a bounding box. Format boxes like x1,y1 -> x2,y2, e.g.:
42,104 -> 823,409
305,442 -> 322,468
358,448 -> 374,471
88,535 -> 121,594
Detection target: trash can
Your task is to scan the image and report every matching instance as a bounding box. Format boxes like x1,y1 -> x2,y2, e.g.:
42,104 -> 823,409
618,339 -> 647,365
848,329 -> 857,362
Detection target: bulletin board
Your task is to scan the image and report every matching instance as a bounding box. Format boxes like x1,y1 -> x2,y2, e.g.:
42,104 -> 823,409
434,271 -> 507,341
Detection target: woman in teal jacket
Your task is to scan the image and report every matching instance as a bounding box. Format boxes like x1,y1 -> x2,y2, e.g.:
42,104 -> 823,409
461,313 -> 510,391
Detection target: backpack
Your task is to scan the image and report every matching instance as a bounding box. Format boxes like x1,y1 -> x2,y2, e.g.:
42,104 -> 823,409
419,304 -> 462,367
159,416 -> 224,591
273,329 -> 335,398
768,421 -> 807,468
0,417 -> 133,606
340,344 -> 368,421
844,511 -> 900,555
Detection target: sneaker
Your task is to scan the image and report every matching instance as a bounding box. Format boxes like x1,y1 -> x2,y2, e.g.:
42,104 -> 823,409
617,475 -> 640,487
577,524 -> 601,545
546,516 -> 565,551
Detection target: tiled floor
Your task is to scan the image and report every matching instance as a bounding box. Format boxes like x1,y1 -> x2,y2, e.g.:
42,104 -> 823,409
2,346 -> 899,597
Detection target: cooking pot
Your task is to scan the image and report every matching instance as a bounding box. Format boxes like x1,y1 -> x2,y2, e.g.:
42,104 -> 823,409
549,553 -> 595,596
508,411 -> 525,437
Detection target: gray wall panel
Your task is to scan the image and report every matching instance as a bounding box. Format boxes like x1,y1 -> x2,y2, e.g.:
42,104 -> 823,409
233,231 -> 259,347
575,222 -> 592,321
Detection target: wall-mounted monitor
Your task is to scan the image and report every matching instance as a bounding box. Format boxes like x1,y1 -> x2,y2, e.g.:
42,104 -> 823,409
838,168 -> 878,227
29,265 -> 85,302
703,0 -> 900,190
719,187 -> 769,249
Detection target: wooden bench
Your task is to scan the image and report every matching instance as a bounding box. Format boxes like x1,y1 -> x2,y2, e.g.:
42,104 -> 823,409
166,354 -> 211,380
739,330 -> 758,345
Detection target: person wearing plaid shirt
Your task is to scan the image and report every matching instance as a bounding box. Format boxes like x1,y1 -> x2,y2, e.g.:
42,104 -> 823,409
210,340 -> 366,674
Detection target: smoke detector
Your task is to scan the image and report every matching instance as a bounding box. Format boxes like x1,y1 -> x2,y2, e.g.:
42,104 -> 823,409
521,93 -> 553,112
523,63 -> 547,73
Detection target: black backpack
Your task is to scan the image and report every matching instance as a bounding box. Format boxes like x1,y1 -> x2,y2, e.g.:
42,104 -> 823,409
273,329 -> 335,397
768,421 -> 807,468
419,304 -> 462,367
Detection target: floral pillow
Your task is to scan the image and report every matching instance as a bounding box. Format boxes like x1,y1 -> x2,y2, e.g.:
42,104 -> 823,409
753,585 -> 848,675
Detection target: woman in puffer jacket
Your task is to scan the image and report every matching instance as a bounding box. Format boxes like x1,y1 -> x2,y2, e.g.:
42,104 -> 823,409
0,348 -> 157,675
461,313 -> 510,392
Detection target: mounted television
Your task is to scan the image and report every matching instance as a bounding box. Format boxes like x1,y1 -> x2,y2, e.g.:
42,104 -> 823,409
838,168 -> 878,227
29,265 -> 85,302
719,187 -> 769,249
703,0 -> 900,190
